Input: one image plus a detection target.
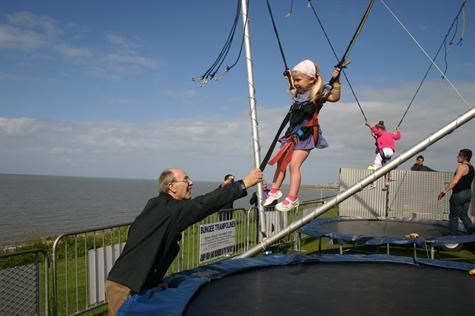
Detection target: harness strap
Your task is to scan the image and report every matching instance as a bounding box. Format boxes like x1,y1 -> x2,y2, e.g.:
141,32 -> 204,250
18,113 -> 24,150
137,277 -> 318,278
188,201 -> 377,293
378,149 -> 391,165
268,139 -> 297,173
259,111 -> 291,171
269,113 -> 319,172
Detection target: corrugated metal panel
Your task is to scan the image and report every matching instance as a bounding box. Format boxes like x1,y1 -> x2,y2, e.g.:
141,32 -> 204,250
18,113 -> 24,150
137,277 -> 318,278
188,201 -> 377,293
388,170 -> 451,220
339,168 -> 386,218
339,168 -> 474,221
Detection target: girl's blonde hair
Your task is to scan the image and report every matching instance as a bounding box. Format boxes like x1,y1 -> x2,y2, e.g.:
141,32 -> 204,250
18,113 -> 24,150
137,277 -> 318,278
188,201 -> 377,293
291,61 -> 324,103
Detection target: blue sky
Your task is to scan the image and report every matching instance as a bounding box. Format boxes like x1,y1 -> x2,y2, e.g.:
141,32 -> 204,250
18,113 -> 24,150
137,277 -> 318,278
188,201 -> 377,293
0,0 -> 474,183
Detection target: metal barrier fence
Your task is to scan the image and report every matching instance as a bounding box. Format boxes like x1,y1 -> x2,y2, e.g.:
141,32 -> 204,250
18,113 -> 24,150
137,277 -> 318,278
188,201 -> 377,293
0,248 -> 49,316
50,200 -> 326,315
339,168 -> 475,221
51,222 -> 131,316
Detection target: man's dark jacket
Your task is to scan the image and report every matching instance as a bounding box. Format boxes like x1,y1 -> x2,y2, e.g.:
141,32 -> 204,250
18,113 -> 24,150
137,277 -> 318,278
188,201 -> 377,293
107,181 -> 247,293
411,164 -> 436,172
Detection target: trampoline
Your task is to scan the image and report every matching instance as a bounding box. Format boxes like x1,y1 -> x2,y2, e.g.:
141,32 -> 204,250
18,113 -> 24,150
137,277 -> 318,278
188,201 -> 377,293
117,254 -> 475,316
300,217 -> 475,256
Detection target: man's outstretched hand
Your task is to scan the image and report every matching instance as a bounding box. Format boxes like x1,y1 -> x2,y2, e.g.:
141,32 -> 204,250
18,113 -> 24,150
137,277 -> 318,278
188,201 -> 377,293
243,169 -> 263,188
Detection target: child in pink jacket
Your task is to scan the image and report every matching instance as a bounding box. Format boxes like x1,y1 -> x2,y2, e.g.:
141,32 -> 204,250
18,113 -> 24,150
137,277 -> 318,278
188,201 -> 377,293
366,121 -> 401,188
366,121 -> 401,170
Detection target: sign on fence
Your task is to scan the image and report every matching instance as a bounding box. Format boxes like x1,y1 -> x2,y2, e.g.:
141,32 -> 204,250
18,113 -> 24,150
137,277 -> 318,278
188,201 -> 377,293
199,220 -> 236,263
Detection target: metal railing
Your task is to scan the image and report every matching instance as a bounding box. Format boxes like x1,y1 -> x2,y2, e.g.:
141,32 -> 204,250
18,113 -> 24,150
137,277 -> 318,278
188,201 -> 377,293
49,199 -> 329,315
51,223 -> 131,316
0,248 -> 49,316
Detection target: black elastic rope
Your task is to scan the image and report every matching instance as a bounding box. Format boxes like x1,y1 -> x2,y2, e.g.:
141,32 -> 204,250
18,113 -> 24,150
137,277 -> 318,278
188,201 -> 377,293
259,112 -> 291,171
286,0 -> 294,17
308,0 -> 371,122
208,1 -> 241,79
193,0 -> 242,86
397,0 -> 467,127
225,0 -> 250,73
442,16 -> 459,78
259,0 -> 294,171
265,0 -> 290,70
332,0 -> 376,71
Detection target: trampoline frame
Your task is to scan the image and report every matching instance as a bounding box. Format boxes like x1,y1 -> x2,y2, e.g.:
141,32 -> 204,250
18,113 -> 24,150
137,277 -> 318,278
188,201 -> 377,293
300,216 -> 475,259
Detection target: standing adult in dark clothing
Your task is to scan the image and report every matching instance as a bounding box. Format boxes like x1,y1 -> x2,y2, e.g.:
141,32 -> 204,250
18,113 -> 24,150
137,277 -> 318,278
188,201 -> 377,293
218,174 -> 235,221
105,167 -> 262,315
438,149 -> 475,234
411,155 -> 436,171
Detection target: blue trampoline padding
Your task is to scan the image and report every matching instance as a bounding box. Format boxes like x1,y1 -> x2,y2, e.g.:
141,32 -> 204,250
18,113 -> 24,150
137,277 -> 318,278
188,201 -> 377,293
300,216 -> 475,246
117,253 -> 475,316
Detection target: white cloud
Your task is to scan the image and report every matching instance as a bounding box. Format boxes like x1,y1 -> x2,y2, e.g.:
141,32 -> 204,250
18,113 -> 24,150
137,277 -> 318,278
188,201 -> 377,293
55,44 -> 92,59
0,11 -> 159,79
105,52 -> 159,69
0,11 -> 60,50
7,11 -> 58,33
0,24 -> 48,49
0,117 -> 38,135
107,33 -> 136,50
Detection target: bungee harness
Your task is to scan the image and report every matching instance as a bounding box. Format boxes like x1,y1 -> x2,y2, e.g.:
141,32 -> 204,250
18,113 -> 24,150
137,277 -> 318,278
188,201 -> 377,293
268,98 -> 324,172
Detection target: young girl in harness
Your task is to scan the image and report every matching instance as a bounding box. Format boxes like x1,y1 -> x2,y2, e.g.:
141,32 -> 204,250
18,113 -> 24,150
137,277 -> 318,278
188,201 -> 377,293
264,59 -> 341,212
365,120 -> 401,187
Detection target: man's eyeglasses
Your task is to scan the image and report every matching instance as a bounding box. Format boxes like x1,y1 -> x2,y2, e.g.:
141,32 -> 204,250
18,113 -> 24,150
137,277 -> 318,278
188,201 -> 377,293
173,176 -> 192,184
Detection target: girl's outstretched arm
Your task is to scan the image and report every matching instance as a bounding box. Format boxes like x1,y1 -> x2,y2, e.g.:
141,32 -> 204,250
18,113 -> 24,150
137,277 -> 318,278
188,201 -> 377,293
326,67 -> 341,102
393,126 -> 401,140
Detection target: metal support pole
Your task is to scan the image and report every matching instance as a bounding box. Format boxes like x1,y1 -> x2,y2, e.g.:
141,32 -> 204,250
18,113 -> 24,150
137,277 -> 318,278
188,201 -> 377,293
385,181 -> 390,217
236,106 -> 475,258
241,0 -> 266,241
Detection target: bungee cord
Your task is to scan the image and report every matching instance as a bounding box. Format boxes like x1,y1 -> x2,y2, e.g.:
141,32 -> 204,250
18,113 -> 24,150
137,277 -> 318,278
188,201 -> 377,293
442,0 -> 466,78
192,0 -> 247,87
307,0 -> 371,123
286,0 -> 294,17
397,0 -> 468,127
379,0 -> 472,110
264,0 -> 293,88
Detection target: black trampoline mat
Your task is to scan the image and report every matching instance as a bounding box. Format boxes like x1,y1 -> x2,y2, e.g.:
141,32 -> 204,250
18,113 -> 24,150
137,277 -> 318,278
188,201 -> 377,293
323,220 -> 449,238
184,262 -> 475,316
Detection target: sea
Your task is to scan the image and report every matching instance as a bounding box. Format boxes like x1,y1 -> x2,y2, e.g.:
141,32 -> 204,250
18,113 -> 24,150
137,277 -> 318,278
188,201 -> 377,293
0,174 -> 336,247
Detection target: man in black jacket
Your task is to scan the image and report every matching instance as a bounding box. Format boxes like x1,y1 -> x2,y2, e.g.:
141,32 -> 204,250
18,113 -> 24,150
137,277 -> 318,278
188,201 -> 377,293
411,155 -> 436,172
105,167 -> 262,315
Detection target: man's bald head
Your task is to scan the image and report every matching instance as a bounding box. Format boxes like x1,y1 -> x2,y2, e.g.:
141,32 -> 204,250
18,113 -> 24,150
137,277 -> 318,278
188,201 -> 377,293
158,168 -> 193,200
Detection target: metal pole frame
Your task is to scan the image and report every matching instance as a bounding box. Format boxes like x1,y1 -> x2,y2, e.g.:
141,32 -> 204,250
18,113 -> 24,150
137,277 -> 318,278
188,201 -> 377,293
237,106 -> 475,258
241,0 -> 266,241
